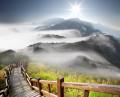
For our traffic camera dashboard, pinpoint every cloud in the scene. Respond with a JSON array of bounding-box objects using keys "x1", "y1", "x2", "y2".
[{"x1": 0, "y1": 24, "x2": 88, "y2": 50}]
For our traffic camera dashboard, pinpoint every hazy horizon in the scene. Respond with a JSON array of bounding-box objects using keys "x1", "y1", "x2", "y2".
[{"x1": 0, "y1": 0, "x2": 120, "y2": 29}]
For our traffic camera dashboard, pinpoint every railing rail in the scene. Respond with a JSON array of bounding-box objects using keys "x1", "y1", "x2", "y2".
[
  {"x1": 20, "y1": 64, "x2": 120, "y2": 97},
  {"x1": 0, "y1": 64, "x2": 12, "y2": 97}
]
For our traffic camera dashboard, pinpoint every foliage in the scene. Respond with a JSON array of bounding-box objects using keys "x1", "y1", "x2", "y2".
[
  {"x1": 0, "y1": 66, "x2": 8, "y2": 90},
  {"x1": 0, "y1": 64, "x2": 5, "y2": 70}
]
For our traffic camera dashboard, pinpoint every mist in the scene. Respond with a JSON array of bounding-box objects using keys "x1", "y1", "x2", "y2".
[
  {"x1": 0, "y1": 23, "x2": 120, "y2": 78},
  {"x1": 23, "y1": 49, "x2": 120, "y2": 78},
  {"x1": 0, "y1": 24, "x2": 89, "y2": 50}
]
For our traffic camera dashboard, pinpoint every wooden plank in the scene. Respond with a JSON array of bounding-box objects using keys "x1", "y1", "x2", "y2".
[
  {"x1": 27, "y1": 78, "x2": 31, "y2": 86},
  {"x1": 11, "y1": 85, "x2": 31, "y2": 92},
  {"x1": 13, "y1": 90, "x2": 39, "y2": 97},
  {"x1": 22, "y1": 67, "x2": 26, "y2": 72},
  {"x1": 0, "y1": 90, "x2": 5, "y2": 97},
  {"x1": 31, "y1": 79, "x2": 37, "y2": 83},
  {"x1": 40, "y1": 80, "x2": 57, "y2": 85},
  {"x1": 32, "y1": 86, "x2": 39, "y2": 91},
  {"x1": 62, "y1": 82, "x2": 120, "y2": 95},
  {"x1": 41, "y1": 90, "x2": 57, "y2": 97}
]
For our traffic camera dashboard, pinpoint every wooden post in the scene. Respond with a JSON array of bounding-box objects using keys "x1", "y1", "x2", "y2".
[
  {"x1": 25, "y1": 73, "x2": 27, "y2": 80},
  {"x1": 8, "y1": 65, "x2": 10, "y2": 75},
  {"x1": 21, "y1": 66, "x2": 22, "y2": 74},
  {"x1": 57, "y1": 77, "x2": 64, "y2": 97},
  {"x1": 84, "y1": 90, "x2": 89, "y2": 97},
  {"x1": 11, "y1": 64, "x2": 12, "y2": 70},
  {"x1": 37, "y1": 78, "x2": 43, "y2": 96},
  {"x1": 5, "y1": 85, "x2": 9, "y2": 95},
  {"x1": 30, "y1": 77, "x2": 33, "y2": 89},
  {"x1": 6, "y1": 70, "x2": 9, "y2": 78},
  {"x1": 48, "y1": 84, "x2": 51, "y2": 93},
  {"x1": 4, "y1": 69, "x2": 7, "y2": 79},
  {"x1": 9, "y1": 64, "x2": 12, "y2": 76},
  {"x1": 35, "y1": 79, "x2": 37, "y2": 87},
  {"x1": 8, "y1": 67, "x2": 10, "y2": 77},
  {"x1": 2, "y1": 91, "x2": 5, "y2": 97}
]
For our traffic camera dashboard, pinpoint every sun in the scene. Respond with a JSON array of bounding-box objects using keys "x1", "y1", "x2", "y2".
[
  {"x1": 68, "y1": 0, "x2": 84, "y2": 16},
  {"x1": 71, "y1": 3, "x2": 81, "y2": 14}
]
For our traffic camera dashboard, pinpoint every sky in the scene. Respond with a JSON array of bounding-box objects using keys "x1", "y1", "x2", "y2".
[{"x1": 0, "y1": 0, "x2": 120, "y2": 30}]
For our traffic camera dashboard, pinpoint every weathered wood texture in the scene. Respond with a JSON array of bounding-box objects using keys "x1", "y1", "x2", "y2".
[{"x1": 9, "y1": 67, "x2": 41, "y2": 97}]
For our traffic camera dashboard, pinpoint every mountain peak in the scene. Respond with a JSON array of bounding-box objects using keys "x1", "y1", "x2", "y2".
[
  {"x1": 67, "y1": 18, "x2": 81, "y2": 22},
  {"x1": 42, "y1": 18, "x2": 65, "y2": 25}
]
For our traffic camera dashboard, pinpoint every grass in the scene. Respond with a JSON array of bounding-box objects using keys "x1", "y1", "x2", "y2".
[
  {"x1": 26, "y1": 62, "x2": 120, "y2": 97},
  {"x1": 0, "y1": 65, "x2": 8, "y2": 90}
]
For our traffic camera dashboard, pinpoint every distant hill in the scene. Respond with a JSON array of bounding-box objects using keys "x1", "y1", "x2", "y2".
[
  {"x1": 0, "y1": 50, "x2": 15, "y2": 67},
  {"x1": 35, "y1": 18, "x2": 102, "y2": 37},
  {"x1": 116, "y1": 37, "x2": 120, "y2": 43},
  {"x1": 62, "y1": 34, "x2": 120, "y2": 69},
  {"x1": 40, "y1": 34, "x2": 65, "y2": 39},
  {"x1": 27, "y1": 34, "x2": 120, "y2": 70},
  {"x1": 41, "y1": 18, "x2": 65, "y2": 25},
  {"x1": 92, "y1": 23, "x2": 120, "y2": 38},
  {"x1": 0, "y1": 50, "x2": 29, "y2": 69}
]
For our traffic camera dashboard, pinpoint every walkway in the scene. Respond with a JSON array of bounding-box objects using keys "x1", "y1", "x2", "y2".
[{"x1": 9, "y1": 67, "x2": 41, "y2": 97}]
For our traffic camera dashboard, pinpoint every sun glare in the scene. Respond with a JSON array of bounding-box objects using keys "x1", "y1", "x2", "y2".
[
  {"x1": 68, "y1": 0, "x2": 84, "y2": 16},
  {"x1": 71, "y1": 4, "x2": 81, "y2": 14}
]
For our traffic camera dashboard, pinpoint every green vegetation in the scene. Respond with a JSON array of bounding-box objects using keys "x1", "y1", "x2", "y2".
[
  {"x1": 26, "y1": 62, "x2": 120, "y2": 97},
  {"x1": 0, "y1": 66, "x2": 8, "y2": 90},
  {"x1": 0, "y1": 64, "x2": 5, "y2": 70}
]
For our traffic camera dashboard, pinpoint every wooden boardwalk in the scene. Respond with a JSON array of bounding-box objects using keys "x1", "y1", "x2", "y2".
[{"x1": 9, "y1": 67, "x2": 41, "y2": 97}]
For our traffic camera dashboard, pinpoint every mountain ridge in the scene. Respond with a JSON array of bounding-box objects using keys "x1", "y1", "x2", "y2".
[
  {"x1": 35, "y1": 18, "x2": 102, "y2": 37},
  {"x1": 27, "y1": 34, "x2": 120, "y2": 69}
]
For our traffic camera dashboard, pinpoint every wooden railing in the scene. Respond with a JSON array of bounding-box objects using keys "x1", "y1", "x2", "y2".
[
  {"x1": 0, "y1": 64, "x2": 12, "y2": 97},
  {"x1": 21, "y1": 65, "x2": 120, "y2": 97}
]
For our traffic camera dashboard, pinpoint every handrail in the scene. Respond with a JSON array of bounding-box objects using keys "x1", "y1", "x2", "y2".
[
  {"x1": 41, "y1": 90, "x2": 57, "y2": 97},
  {"x1": 0, "y1": 64, "x2": 12, "y2": 97},
  {"x1": 62, "y1": 82, "x2": 120, "y2": 95},
  {"x1": 20, "y1": 64, "x2": 120, "y2": 97},
  {"x1": 40, "y1": 80, "x2": 57, "y2": 85}
]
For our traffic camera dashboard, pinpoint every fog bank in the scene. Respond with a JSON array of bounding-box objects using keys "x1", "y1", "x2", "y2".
[{"x1": 0, "y1": 24, "x2": 88, "y2": 50}]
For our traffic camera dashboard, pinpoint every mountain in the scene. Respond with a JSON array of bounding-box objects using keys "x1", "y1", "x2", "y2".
[
  {"x1": 92, "y1": 23, "x2": 120, "y2": 38},
  {"x1": 41, "y1": 18, "x2": 65, "y2": 25},
  {"x1": 35, "y1": 18, "x2": 102, "y2": 37},
  {"x1": 62, "y1": 34, "x2": 120, "y2": 69},
  {"x1": 27, "y1": 34, "x2": 120, "y2": 70},
  {"x1": 35, "y1": 25, "x2": 52, "y2": 31},
  {"x1": 40, "y1": 34, "x2": 65, "y2": 39},
  {"x1": 116, "y1": 37, "x2": 120, "y2": 43},
  {"x1": 0, "y1": 50, "x2": 15, "y2": 66}
]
